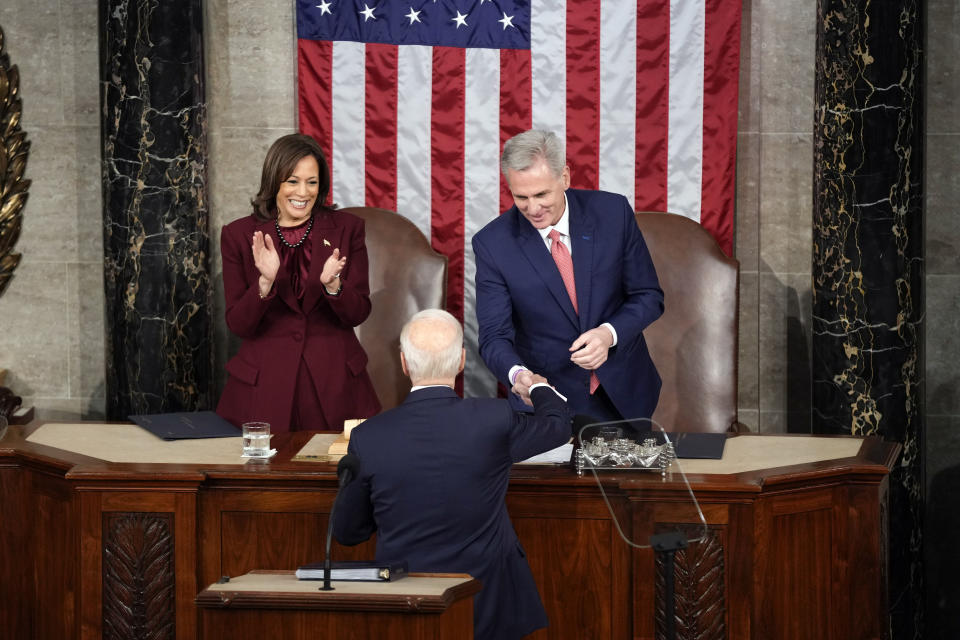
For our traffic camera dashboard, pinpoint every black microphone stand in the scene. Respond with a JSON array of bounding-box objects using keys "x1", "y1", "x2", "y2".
[
  {"x1": 320, "y1": 495, "x2": 340, "y2": 591},
  {"x1": 650, "y1": 531, "x2": 688, "y2": 640},
  {"x1": 321, "y1": 455, "x2": 358, "y2": 591}
]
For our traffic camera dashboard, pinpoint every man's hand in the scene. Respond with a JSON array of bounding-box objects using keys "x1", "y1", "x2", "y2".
[
  {"x1": 569, "y1": 326, "x2": 614, "y2": 370},
  {"x1": 528, "y1": 373, "x2": 548, "y2": 387},
  {"x1": 511, "y1": 369, "x2": 536, "y2": 407}
]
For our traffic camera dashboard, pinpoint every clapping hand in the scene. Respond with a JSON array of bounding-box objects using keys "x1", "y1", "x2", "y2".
[
  {"x1": 321, "y1": 248, "x2": 347, "y2": 290},
  {"x1": 252, "y1": 231, "x2": 280, "y2": 297}
]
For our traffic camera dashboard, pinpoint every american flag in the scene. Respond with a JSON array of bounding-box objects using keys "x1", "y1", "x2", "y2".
[{"x1": 296, "y1": 0, "x2": 742, "y2": 397}]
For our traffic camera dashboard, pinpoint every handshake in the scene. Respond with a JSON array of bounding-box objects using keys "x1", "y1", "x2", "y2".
[{"x1": 511, "y1": 370, "x2": 552, "y2": 407}]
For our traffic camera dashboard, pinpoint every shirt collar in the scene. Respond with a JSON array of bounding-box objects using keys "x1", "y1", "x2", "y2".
[
  {"x1": 537, "y1": 191, "x2": 571, "y2": 243},
  {"x1": 410, "y1": 384, "x2": 454, "y2": 392}
]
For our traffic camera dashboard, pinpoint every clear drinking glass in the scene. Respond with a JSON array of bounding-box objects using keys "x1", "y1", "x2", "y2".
[{"x1": 241, "y1": 422, "x2": 271, "y2": 457}]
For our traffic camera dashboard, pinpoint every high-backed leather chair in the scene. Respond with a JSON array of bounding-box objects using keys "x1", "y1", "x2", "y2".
[
  {"x1": 635, "y1": 212, "x2": 740, "y2": 433},
  {"x1": 343, "y1": 207, "x2": 448, "y2": 411}
]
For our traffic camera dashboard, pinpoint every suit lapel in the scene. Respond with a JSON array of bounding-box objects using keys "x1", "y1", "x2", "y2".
[
  {"x1": 302, "y1": 212, "x2": 341, "y2": 314},
  {"x1": 568, "y1": 192, "x2": 595, "y2": 332},
  {"x1": 514, "y1": 210, "x2": 580, "y2": 329}
]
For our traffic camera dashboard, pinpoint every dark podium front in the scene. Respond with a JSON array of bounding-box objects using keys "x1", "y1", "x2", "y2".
[
  {"x1": 0, "y1": 423, "x2": 897, "y2": 640},
  {"x1": 196, "y1": 571, "x2": 479, "y2": 640}
]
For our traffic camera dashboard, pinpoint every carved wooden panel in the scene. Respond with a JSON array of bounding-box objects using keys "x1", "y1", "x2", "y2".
[
  {"x1": 102, "y1": 512, "x2": 175, "y2": 640},
  {"x1": 655, "y1": 525, "x2": 726, "y2": 640}
]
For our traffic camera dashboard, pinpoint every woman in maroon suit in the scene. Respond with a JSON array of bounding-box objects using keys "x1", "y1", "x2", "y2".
[{"x1": 216, "y1": 134, "x2": 381, "y2": 432}]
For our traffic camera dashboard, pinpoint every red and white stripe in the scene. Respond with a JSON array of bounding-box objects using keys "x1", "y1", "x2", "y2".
[{"x1": 297, "y1": 0, "x2": 742, "y2": 397}]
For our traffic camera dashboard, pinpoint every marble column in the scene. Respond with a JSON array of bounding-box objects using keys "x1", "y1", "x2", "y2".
[
  {"x1": 812, "y1": 1, "x2": 923, "y2": 638},
  {"x1": 99, "y1": 0, "x2": 212, "y2": 417}
]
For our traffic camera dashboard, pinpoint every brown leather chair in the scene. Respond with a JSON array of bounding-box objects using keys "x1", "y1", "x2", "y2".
[
  {"x1": 635, "y1": 212, "x2": 741, "y2": 433},
  {"x1": 343, "y1": 207, "x2": 448, "y2": 411}
]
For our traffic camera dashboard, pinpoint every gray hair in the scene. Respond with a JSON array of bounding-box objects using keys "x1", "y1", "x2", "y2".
[
  {"x1": 400, "y1": 309, "x2": 464, "y2": 381},
  {"x1": 500, "y1": 129, "x2": 565, "y2": 180}
]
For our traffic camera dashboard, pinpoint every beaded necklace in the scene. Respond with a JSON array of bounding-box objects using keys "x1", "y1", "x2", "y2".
[{"x1": 275, "y1": 214, "x2": 314, "y2": 249}]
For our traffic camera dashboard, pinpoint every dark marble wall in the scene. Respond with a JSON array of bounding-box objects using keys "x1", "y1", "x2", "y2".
[
  {"x1": 99, "y1": 0, "x2": 212, "y2": 417},
  {"x1": 812, "y1": 1, "x2": 923, "y2": 637},
  {"x1": 923, "y1": 0, "x2": 960, "y2": 637}
]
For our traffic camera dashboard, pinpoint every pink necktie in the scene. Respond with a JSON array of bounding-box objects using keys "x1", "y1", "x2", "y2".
[{"x1": 549, "y1": 230, "x2": 600, "y2": 394}]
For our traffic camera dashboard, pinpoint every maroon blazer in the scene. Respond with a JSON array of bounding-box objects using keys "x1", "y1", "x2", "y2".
[{"x1": 216, "y1": 210, "x2": 381, "y2": 432}]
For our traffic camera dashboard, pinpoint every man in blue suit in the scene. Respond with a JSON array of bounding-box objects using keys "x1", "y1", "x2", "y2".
[
  {"x1": 333, "y1": 309, "x2": 571, "y2": 640},
  {"x1": 473, "y1": 129, "x2": 664, "y2": 421}
]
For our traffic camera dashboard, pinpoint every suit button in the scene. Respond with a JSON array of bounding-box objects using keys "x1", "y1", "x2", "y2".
[{"x1": 293, "y1": 332, "x2": 303, "y2": 342}]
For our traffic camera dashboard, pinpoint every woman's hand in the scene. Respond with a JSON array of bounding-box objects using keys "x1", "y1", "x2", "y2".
[
  {"x1": 321, "y1": 247, "x2": 347, "y2": 289},
  {"x1": 252, "y1": 231, "x2": 280, "y2": 297}
]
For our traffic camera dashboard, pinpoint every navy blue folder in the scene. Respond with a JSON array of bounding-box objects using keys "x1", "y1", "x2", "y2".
[
  {"x1": 129, "y1": 411, "x2": 240, "y2": 440},
  {"x1": 667, "y1": 432, "x2": 728, "y2": 459}
]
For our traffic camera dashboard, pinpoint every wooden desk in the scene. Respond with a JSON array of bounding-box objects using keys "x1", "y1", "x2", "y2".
[
  {"x1": 196, "y1": 571, "x2": 479, "y2": 639},
  {"x1": 0, "y1": 424, "x2": 898, "y2": 640}
]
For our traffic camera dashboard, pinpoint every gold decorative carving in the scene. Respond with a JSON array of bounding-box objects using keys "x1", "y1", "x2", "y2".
[{"x1": 0, "y1": 25, "x2": 30, "y2": 298}]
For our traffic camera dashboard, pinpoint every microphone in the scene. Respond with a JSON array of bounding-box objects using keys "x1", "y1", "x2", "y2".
[
  {"x1": 321, "y1": 454, "x2": 360, "y2": 591},
  {"x1": 336, "y1": 453, "x2": 360, "y2": 487}
]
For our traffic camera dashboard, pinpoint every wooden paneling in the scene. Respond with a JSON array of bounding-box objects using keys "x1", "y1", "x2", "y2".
[
  {"x1": 724, "y1": 503, "x2": 756, "y2": 639},
  {"x1": 78, "y1": 490, "x2": 103, "y2": 640},
  {"x1": 844, "y1": 482, "x2": 888, "y2": 640},
  {"x1": 754, "y1": 488, "x2": 856, "y2": 640},
  {"x1": 0, "y1": 467, "x2": 31, "y2": 638},
  {"x1": 102, "y1": 512, "x2": 176, "y2": 640},
  {"x1": 199, "y1": 489, "x2": 378, "y2": 587},
  {"x1": 514, "y1": 517, "x2": 625, "y2": 639},
  {"x1": 0, "y1": 428, "x2": 897, "y2": 640},
  {"x1": 770, "y1": 507, "x2": 834, "y2": 639},
  {"x1": 32, "y1": 473, "x2": 78, "y2": 640},
  {"x1": 200, "y1": 601, "x2": 474, "y2": 640},
  {"x1": 631, "y1": 501, "x2": 734, "y2": 640},
  {"x1": 78, "y1": 488, "x2": 200, "y2": 640}
]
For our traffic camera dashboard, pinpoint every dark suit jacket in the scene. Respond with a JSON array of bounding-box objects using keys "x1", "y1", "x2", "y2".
[
  {"x1": 216, "y1": 210, "x2": 380, "y2": 431},
  {"x1": 472, "y1": 188, "x2": 664, "y2": 419},
  {"x1": 333, "y1": 385, "x2": 571, "y2": 640}
]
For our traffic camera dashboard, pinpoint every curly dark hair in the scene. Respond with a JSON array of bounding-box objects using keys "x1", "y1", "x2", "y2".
[{"x1": 251, "y1": 133, "x2": 332, "y2": 221}]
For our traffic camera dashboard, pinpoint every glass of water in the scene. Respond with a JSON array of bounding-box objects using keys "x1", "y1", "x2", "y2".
[{"x1": 241, "y1": 422, "x2": 271, "y2": 457}]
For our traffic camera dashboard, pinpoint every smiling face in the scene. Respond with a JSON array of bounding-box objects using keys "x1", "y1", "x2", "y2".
[
  {"x1": 275, "y1": 155, "x2": 320, "y2": 226},
  {"x1": 505, "y1": 157, "x2": 571, "y2": 229}
]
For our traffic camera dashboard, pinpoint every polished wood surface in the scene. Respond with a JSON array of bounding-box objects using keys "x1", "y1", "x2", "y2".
[
  {"x1": 0, "y1": 425, "x2": 898, "y2": 640},
  {"x1": 196, "y1": 571, "x2": 479, "y2": 640},
  {"x1": 196, "y1": 570, "x2": 480, "y2": 611}
]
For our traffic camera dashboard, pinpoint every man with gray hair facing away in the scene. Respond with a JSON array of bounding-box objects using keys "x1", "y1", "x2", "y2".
[
  {"x1": 473, "y1": 128, "x2": 664, "y2": 421},
  {"x1": 333, "y1": 308, "x2": 571, "y2": 640}
]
